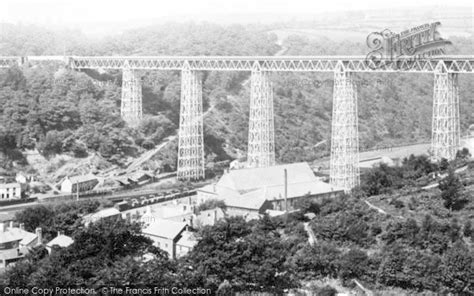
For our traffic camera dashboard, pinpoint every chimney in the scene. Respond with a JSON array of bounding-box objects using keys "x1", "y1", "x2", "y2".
[
  {"x1": 9, "y1": 221, "x2": 14, "y2": 228},
  {"x1": 57, "y1": 231, "x2": 62, "y2": 237},
  {"x1": 35, "y1": 228, "x2": 42, "y2": 246},
  {"x1": 0, "y1": 223, "x2": 5, "y2": 233},
  {"x1": 19, "y1": 223, "x2": 24, "y2": 230}
]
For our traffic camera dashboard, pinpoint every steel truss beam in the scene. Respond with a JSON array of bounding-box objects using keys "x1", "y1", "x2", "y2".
[
  {"x1": 2, "y1": 56, "x2": 471, "y2": 73},
  {"x1": 121, "y1": 67, "x2": 143, "y2": 127},
  {"x1": 330, "y1": 62, "x2": 360, "y2": 192},
  {"x1": 431, "y1": 61, "x2": 460, "y2": 161},
  {"x1": 247, "y1": 65, "x2": 276, "y2": 168},
  {"x1": 177, "y1": 65, "x2": 205, "y2": 181}
]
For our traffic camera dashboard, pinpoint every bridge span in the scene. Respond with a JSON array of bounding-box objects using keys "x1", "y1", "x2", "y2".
[
  {"x1": 1, "y1": 55, "x2": 474, "y2": 73},
  {"x1": 1, "y1": 55, "x2": 473, "y2": 192}
]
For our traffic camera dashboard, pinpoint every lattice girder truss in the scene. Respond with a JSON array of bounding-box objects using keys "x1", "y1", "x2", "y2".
[
  {"x1": 177, "y1": 66, "x2": 205, "y2": 181},
  {"x1": 431, "y1": 61, "x2": 461, "y2": 161},
  {"x1": 330, "y1": 63, "x2": 360, "y2": 192},
  {"x1": 247, "y1": 65, "x2": 276, "y2": 168},
  {"x1": 0, "y1": 56, "x2": 460, "y2": 73}
]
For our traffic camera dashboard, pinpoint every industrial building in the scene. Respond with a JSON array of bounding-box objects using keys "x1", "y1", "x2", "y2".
[{"x1": 196, "y1": 162, "x2": 344, "y2": 218}]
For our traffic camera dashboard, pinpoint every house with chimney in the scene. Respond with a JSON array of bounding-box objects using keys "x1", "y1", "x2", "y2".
[
  {"x1": 45, "y1": 232, "x2": 74, "y2": 254},
  {"x1": 0, "y1": 222, "x2": 42, "y2": 269}
]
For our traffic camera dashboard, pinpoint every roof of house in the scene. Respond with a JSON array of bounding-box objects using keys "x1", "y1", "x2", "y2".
[
  {"x1": 115, "y1": 177, "x2": 130, "y2": 185},
  {"x1": 224, "y1": 188, "x2": 268, "y2": 210},
  {"x1": 83, "y1": 208, "x2": 121, "y2": 223},
  {"x1": 65, "y1": 174, "x2": 98, "y2": 184},
  {"x1": 46, "y1": 234, "x2": 74, "y2": 249},
  {"x1": 0, "y1": 226, "x2": 37, "y2": 245},
  {"x1": 142, "y1": 218, "x2": 187, "y2": 240},
  {"x1": 128, "y1": 171, "x2": 152, "y2": 182}
]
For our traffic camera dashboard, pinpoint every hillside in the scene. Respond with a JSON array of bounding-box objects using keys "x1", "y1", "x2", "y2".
[{"x1": 0, "y1": 22, "x2": 473, "y2": 177}]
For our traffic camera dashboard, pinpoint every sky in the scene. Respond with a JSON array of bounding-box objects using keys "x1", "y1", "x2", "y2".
[{"x1": 1, "y1": 0, "x2": 472, "y2": 35}]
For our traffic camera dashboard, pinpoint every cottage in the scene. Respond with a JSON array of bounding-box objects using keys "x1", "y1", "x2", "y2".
[
  {"x1": 142, "y1": 218, "x2": 188, "y2": 259},
  {"x1": 45, "y1": 232, "x2": 74, "y2": 254},
  {"x1": 61, "y1": 174, "x2": 99, "y2": 193}
]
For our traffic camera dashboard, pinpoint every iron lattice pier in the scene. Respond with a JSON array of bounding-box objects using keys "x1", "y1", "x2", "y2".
[
  {"x1": 431, "y1": 61, "x2": 461, "y2": 161},
  {"x1": 329, "y1": 62, "x2": 360, "y2": 191},
  {"x1": 177, "y1": 66, "x2": 205, "y2": 181},
  {"x1": 121, "y1": 67, "x2": 143, "y2": 127},
  {"x1": 247, "y1": 65, "x2": 276, "y2": 168}
]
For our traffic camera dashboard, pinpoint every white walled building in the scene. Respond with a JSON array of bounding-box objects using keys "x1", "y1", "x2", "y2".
[
  {"x1": 61, "y1": 175, "x2": 99, "y2": 193},
  {"x1": 142, "y1": 218, "x2": 188, "y2": 259},
  {"x1": 0, "y1": 183, "x2": 22, "y2": 200},
  {"x1": 0, "y1": 222, "x2": 41, "y2": 269}
]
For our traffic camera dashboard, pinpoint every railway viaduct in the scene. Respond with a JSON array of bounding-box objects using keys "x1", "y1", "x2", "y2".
[{"x1": 1, "y1": 55, "x2": 473, "y2": 191}]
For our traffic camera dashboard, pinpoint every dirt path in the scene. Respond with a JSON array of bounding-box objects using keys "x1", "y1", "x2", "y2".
[
  {"x1": 364, "y1": 200, "x2": 387, "y2": 215},
  {"x1": 303, "y1": 222, "x2": 317, "y2": 246},
  {"x1": 126, "y1": 135, "x2": 177, "y2": 173}
]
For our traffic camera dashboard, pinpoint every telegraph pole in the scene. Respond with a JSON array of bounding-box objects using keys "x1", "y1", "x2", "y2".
[{"x1": 284, "y1": 168, "x2": 288, "y2": 224}]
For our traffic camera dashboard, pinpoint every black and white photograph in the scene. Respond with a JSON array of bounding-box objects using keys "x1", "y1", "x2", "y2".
[{"x1": 0, "y1": 0, "x2": 473, "y2": 295}]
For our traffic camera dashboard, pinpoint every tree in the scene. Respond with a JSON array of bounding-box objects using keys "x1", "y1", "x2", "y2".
[
  {"x1": 196, "y1": 199, "x2": 226, "y2": 213},
  {"x1": 439, "y1": 158, "x2": 449, "y2": 171},
  {"x1": 439, "y1": 169, "x2": 464, "y2": 211},
  {"x1": 181, "y1": 217, "x2": 296, "y2": 293},
  {"x1": 440, "y1": 241, "x2": 473, "y2": 294},
  {"x1": 463, "y1": 220, "x2": 472, "y2": 238},
  {"x1": 456, "y1": 148, "x2": 471, "y2": 160}
]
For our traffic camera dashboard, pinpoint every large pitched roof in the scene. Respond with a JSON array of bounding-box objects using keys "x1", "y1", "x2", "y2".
[
  {"x1": 142, "y1": 218, "x2": 187, "y2": 240},
  {"x1": 224, "y1": 188, "x2": 268, "y2": 210},
  {"x1": 67, "y1": 174, "x2": 98, "y2": 184},
  {"x1": 214, "y1": 162, "x2": 343, "y2": 202},
  {"x1": 218, "y1": 162, "x2": 319, "y2": 193}
]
